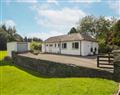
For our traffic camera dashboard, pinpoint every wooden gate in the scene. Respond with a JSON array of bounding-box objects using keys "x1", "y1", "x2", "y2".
[{"x1": 97, "y1": 53, "x2": 114, "y2": 67}]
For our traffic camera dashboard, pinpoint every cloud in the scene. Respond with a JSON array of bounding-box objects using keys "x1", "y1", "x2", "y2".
[
  {"x1": 4, "y1": 0, "x2": 38, "y2": 4},
  {"x1": 3, "y1": 19, "x2": 16, "y2": 28},
  {"x1": 47, "y1": 0, "x2": 58, "y2": 5},
  {"x1": 16, "y1": 0, "x2": 38, "y2": 3},
  {"x1": 108, "y1": 0, "x2": 120, "y2": 16},
  {"x1": 69, "y1": 0, "x2": 101, "y2": 3},
  {"x1": 34, "y1": 7, "x2": 86, "y2": 36}
]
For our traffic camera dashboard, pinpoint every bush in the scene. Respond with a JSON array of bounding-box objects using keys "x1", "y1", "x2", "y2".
[
  {"x1": 30, "y1": 42, "x2": 42, "y2": 55},
  {"x1": 4, "y1": 56, "x2": 13, "y2": 63},
  {"x1": 113, "y1": 45, "x2": 120, "y2": 50},
  {"x1": 99, "y1": 43, "x2": 112, "y2": 53},
  {"x1": 30, "y1": 42, "x2": 42, "y2": 51}
]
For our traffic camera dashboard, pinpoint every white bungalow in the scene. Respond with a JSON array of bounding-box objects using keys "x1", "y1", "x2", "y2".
[{"x1": 42, "y1": 33, "x2": 98, "y2": 56}]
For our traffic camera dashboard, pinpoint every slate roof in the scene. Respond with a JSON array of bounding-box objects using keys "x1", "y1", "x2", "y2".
[{"x1": 44, "y1": 33, "x2": 97, "y2": 43}]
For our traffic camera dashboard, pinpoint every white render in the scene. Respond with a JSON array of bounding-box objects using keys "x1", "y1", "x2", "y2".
[
  {"x1": 7, "y1": 42, "x2": 30, "y2": 57},
  {"x1": 42, "y1": 41, "x2": 98, "y2": 56},
  {"x1": 81, "y1": 41, "x2": 98, "y2": 56}
]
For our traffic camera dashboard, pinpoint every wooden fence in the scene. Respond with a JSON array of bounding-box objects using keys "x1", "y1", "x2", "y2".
[{"x1": 97, "y1": 53, "x2": 114, "y2": 67}]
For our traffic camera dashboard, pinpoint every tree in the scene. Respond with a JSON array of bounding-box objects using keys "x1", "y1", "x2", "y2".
[
  {"x1": 113, "y1": 20, "x2": 120, "y2": 46},
  {"x1": 68, "y1": 27, "x2": 78, "y2": 34},
  {"x1": 0, "y1": 24, "x2": 23, "y2": 50},
  {"x1": 77, "y1": 16, "x2": 97, "y2": 37},
  {"x1": 76, "y1": 16, "x2": 119, "y2": 53},
  {"x1": 24, "y1": 36, "x2": 28, "y2": 42},
  {"x1": 0, "y1": 28, "x2": 8, "y2": 50}
]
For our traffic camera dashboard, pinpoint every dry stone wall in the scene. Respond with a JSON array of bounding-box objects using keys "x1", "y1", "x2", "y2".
[{"x1": 113, "y1": 50, "x2": 120, "y2": 82}]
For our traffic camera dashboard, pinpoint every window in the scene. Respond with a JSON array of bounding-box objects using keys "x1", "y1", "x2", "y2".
[
  {"x1": 58, "y1": 44, "x2": 60, "y2": 47},
  {"x1": 90, "y1": 47, "x2": 93, "y2": 52},
  {"x1": 49, "y1": 44, "x2": 53, "y2": 47},
  {"x1": 55, "y1": 43, "x2": 56, "y2": 47},
  {"x1": 72, "y1": 42, "x2": 79, "y2": 49},
  {"x1": 62, "y1": 43, "x2": 67, "y2": 49},
  {"x1": 94, "y1": 47, "x2": 97, "y2": 52}
]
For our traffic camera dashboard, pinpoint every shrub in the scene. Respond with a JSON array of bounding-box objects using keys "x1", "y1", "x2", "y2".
[
  {"x1": 4, "y1": 56, "x2": 13, "y2": 63},
  {"x1": 30, "y1": 42, "x2": 42, "y2": 51},
  {"x1": 99, "y1": 43, "x2": 112, "y2": 53}
]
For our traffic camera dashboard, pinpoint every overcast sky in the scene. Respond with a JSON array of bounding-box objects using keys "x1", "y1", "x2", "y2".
[{"x1": 1, "y1": 0, "x2": 120, "y2": 40}]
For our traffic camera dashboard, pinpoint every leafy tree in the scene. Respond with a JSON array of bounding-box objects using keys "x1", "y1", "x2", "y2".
[
  {"x1": 76, "y1": 16, "x2": 119, "y2": 53},
  {"x1": 24, "y1": 36, "x2": 28, "y2": 42},
  {"x1": 68, "y1": 27, "x2": 78, "y2": 34},
  {"x1": 0, "y1": 24, "x2": 23, "y2": 50},
  {"x1": 77, "y1": 16, "x2": 97, "y2": 37},
  {"x1": 33, "y1": 37, "x2": 43, "y2": 42},
  {"x1": 113, "y1": 20, "x2": 120, "y2": 46}
]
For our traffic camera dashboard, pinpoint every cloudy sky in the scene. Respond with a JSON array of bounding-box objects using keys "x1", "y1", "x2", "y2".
[{"x1": 1, "y1": 0, "x2": 120, "y2": 40}]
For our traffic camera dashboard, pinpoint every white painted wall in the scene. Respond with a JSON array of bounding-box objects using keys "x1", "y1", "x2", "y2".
[
  {"x1": 61, "y1": 41, "x2": 81, "y2": 55},
  {"x1": 7, "y1": 42, "x2": 17, "y2": 57},
  {"x1": 42, "y1": 41, "x2": 98, "y2": 56},
  {"x1": 81, "y1": 41, "x2": 98, "y2": 56},
  {"x1": 45, "y1": 43, "x2": 60, "y2": 53},
  {"x1": 7, "y1": 42, "x2": 30, "y2": 57},
  {"x1": 42, "y1": 43, "x2": 46, "y2": 53},
  {"x1": 17, "y1": 42, "x2": 28, "y2": 52}
]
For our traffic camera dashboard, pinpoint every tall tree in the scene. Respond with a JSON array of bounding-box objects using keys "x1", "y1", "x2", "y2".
[
  {"x1": 113, "y1": 20, "x2": 120, "y2": 46},
  {"x1": 68, "y1": 27, "x2": 78, "y2": 34},
  {"x1": 0, "y1": 24, "x2": 23, "y2": 50},
  {"x1": 76, "y1": 16, "x2": 119, "y2": 53},
  {"x1": 77, "y1": 16, "x2": 97, "y2": 37},
  {"x1": 24, "y1": 36, "x2": 28, "y2": 42}
]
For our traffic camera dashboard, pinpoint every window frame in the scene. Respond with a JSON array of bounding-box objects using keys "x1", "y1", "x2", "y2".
[
  {"x1": 62, "y1": 43, "x2": 67, "y2": 49},
  {"x1": 55, "y1": 43, "x2": 56, "y2": 47},
  {"x1": 72, "y1": 42, "x2": 79, "y2": 49},
  {"x1": 49, "y1": 44, "x2": 53, "y2": 47}
]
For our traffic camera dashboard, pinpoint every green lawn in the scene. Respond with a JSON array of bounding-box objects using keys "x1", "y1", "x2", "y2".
[
  {"x1": 0, "y1": 61, "x2": 118, "y2": 95},
  {"x1": 0, "y1": 51, "x2": 7, "y2": 60}
]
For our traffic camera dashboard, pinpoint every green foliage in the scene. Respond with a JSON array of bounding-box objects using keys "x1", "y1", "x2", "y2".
[
  {"x1": 68, "y1": 27, "x2": 78, "y2": 34},
  {"x1": 0, "y1": 24, "x2": 23, "y2": 50},
  {"x1": 77, "y1": 15, "x2": 97, "y2": 36},
  {"x1": 76, "y1": 16, "x2": 119, "y2": 53},
  {"x1": 98, "y1": 43, "x2": 112, "y2": 53},
  {"x1": 30, "y1": 41, "x2": 42, "y2": 54},
  {"x1": 113, "y1": 20, "x2": 120, "y2": 46},
  {"x1": 4, "y1": 56, "x2": 13, "y2": 63},
  {"x1": 24, "y1": 36, "x2": 43, "y2": 42}
]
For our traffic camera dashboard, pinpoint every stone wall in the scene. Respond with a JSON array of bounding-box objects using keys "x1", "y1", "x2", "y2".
[
  {"x1": 12, "y1": 52, "x2": 113, "y2": 79},
  {"x1": 113, "y1": 50, "x2": 120, "y2": 82}
]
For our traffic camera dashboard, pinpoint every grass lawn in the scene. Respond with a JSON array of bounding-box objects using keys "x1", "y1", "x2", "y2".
[
  {"x1": 0, "y1": 61, "x2": 118, "y2": 95},
  {"x1": 0, "y1": 51, "x2": 7, "y2": 60}
]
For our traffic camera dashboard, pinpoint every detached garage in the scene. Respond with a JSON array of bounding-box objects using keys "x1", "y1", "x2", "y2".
[{"x1": 7, "y1": 42, "x2": 30, "y2": 57}]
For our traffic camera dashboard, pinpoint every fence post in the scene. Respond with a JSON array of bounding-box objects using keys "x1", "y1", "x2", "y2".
[
  {"x1": 108, "y1": 53, "x2": 110, "y2": 64},
  {"x1": 97, "y1": 55, "x2": 99, "y2": 67}
]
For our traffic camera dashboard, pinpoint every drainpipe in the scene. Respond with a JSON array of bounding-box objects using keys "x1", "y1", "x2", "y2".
[
  {"x1": 44, "y1": 42, "x2": 46, "y2": 53},
  {"x1": 59, "y1": 41, "x2": 61, "y2": 54}
]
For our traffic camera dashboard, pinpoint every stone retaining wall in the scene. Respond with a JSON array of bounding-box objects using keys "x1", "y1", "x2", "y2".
[
  {"x1": 113, "y1": 50, "x2": 120, "y2": 82},
  {"x1": 12, "y1": 52, "x2": 113, "y2": 79}
]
